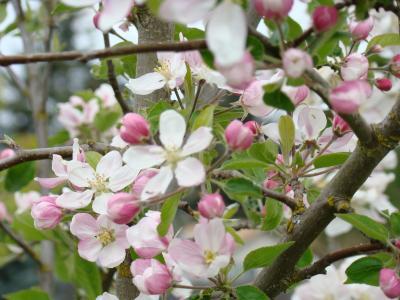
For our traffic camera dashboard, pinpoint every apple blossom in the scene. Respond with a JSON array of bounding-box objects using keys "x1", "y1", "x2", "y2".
[
  {"x1": 56, "y1": 151, "x2": 139, "y2": 214},
  {"x1": 159, "y1": 0, "x2": 216, "y2": 24},
  {"x1": 283, "y1": 49, "x2": 313, "y2": 78},
  {"x1": 216, "y1": 51, "x2": 255, "y2": 90},
  {"x1": 31, "y1": 196, "x2": 63, "y2": 230},
  {"x1": 349, "y1": 17, "x2": 374, "y2": 41},
  {"x1": 369, "y1": 44, "x2": 383, "y2": 54},
  {"x1": 380, "y1": 269, "x2": 400, "y2": 298},
  {"x1": 329, "y1": 80, "x2": 372, "y2": 114},
  {"x1": 0, "y1": 202, "x2": 11, "y2": 222},
  {"x1": 168, "y1": 218, "x2": 235, "y2": 278},
  {"x1": 70, "y1": 213, "x2": 129, "y2": 268},
  {"x1": 340, "y1": 53, "x2": 369, "y2": 81},
  {"x1": 283, "y1": 85, "x2": 310, "y2": 105},
  {"x1": 107, "y1": 193, "x2": 140, "y2": 224},
  {"x1": 14, "y1": 191, "x2": 40, "y2": 214},
  {"x1": 126, "y1": 52, "x2": 186, "y2": 95},
  {"x1": 376, "y1": 78, "x2": 393, "y2": 92},
  {"x1": 253, "y1": 0, "x2": 294, "y2": 21},
  {"x1": 130, "y1": 258, "x2": 173, "y2": 295},
  {"x1": 240, "y1": 80, "x2": 273, "y2": 117},
  {"x1": 123, "y1": 110, "x2": 213, "y2": 200},
  {"x1": 61, "y1": 0, "x2": 134, "y2": 32},
  {"x1": 244, "y1": 120, "x2": 260, "y2": 136},
  {"x1": 132, "y1": 169, "x2": 159, "y2": 198},
  {"x1": 120, "y1": 113, "x2": 151, "y2": 145},
  {"x1": 390, "y1": 54, "x2": 400, "y2": 78},
  {"x1": 312, "y1": 6, "x2": 338, "y2": 32},
  {"x1": 332, "y1": 115, "x2": 351, "y2": 136},
  {"x1": 126, "y1": 211, "x2": 173, "y2": 259},
  {"x1": 225, "y1": 120, "x2": 254, "y2": 151},
  {"x1": 0, "y1": 149, "x2": 15, "y2": 160},
  {"x1": 95, "y1": 84, "x2": 117, "y2": 108},
  {"x1": 198, "y1": 193, "x2": 226, "y2": 219}
]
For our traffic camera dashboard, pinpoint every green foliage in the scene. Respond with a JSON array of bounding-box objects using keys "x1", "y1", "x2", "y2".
[
  {"x1": 94, "y1": 110, "x2": 121, "y2": 132},
  {"x1": 248, "y1": 140, "x2": 278, "y2": 164},
  {"x1": 247, "y1": 36, "x2": 265, "y2": 60},
  {"x1": 264, "y1": 89, "x2": 295, "y2": 112},
  {"x1": 313, "y1": 152, "x2": 350, "y2": 169},
  {"x1": 262, "y1": 199, "x2": 283, "y2": 231},
  {"x1": 297, "y1": 248, "x2": 314, "y2": 268},
  {"x1": 222, "y1": 178, "x2": 263, "y2": 199},
  {"x1": 5, "y1": 162, "x2": 36, "y2": 192},
  {"x1": 345, "y1": 257, "x2": 382, "y2": 286},
  {"x1": 48, "y1": 130, "x2": 70, "y2": 146},
  {"x1": 279, "y1": 115, "x2": 295, "y2": 163},
  {"x1": 243, "y1": 242, "x2": 294, "y2": 271},
  {"x1": 4, "y1": 288, "x2": 50, "y2": 300},
  {"x1": 85, "y1": 151, "x2": 103, "y2": 169},
  {"x1": 157, "y1": 194, "x2": 181, "y2": 236},
  {"x1": 236, "y1": 286, "x2": 270, "y2": 300},
  {"x1": 389, "y1": 212, "x2": 400, "y2": 236},
  {"x1": 192, "y1": 105, "x2": 216, "y2": 130},
  {"x1": 367, "y1": 33, "x2": 400, "y2": 51},
  {"x1": 223, "y1": 203, "x2": 240, "y2": 219}
]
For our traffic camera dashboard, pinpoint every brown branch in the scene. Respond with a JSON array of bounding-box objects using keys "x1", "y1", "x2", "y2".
[
  {"x1": 0, "y1": 221, "x2": 47, "y2": 270},
  {"x1": 294, "y1": 243, "x2": 388, "y2": 283},
  {"x1": 102, "y1": 33, "x2": 131, "y2": 114},
  {"x1": 0, "y1": 143, "x2": 113, "y2": 172},
  {"x1": 0, "y1": 40, "x2": 207, "y2": 66}
]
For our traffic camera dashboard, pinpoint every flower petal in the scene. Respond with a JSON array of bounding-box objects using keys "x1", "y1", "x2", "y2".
[
  {"x1": 92, "y1": 193, "x2": 113, "y2": 215},
  {"x1": 61, "y1": 0, "x2": 99, "y2": 7},
  {"x1": 52, "y1": 154, "x2": 67, "y2": 177},
  {"x1": 159, "y1": 0, "x2": 216, "y2": 24},
  {"x1": 96, "y1": 151, "x2": 122, "y2": 178},
  {"x1": 35, "y1": 177, "x2": 66, "y2": 189},
  {"x1": 168, "y1": 239, "x2": 206, "y2": 277},
  {"x1": 108, "y1": 165, "x2": 140, "y2": 192},
  {"x1": 68, "y1": 163, "x2": 95, "y2": 188},
  {"x1": 294, "y1": 106, "x2": 327, "y2": 141},
  {"x1": 180, "y1": 127, "x2": 213, "y2": 157},
  {"x1": 175, "y1": 157, "x2": 205, "y2": 187},
  {"x1": 98, "y1": 242, "x2": 126, "y2": 268},
  {"x1": 56, "y1": 190, "x2": 94, "y2": 210},
  {"x1": 97, "y1": 0, "x2": 134, "y2": 32},
  {"x1": 78, "y1": 238, "x2": 102, "y2": 262},
  {"x1": 126, "y1": 72, "x2": 166, "y2": 95},
  {"x1": 141, "y1": 166, "x2": 173, "y2": 200},
  {"x1": 123, "y1": 145, "x2": 166, "y2": 170},
  {"x1": 70, "y1": 213, "x2": 99, "y2": 239},
  {"x1": 159, "y1": 110, "x2": 186, "y2": 150},
  {"x1": 261, "y1": 123, "x2": 280, "y2": 144},
  {"x1": 206, "y1": 1, "x2": 247, "y2": 66},
  {"x1": 194, "y1": 218, "x2": 225, "y2": 252}
]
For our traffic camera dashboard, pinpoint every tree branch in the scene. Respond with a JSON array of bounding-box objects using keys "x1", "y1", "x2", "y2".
[{"x1": 0, "y1": 40, "x2": 207, "y2": 66}]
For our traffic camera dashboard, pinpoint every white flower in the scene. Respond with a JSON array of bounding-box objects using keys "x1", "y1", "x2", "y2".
[
  {"x1": 123, "y1": 110, "x2": 213, "y2": 200},
  {"x1": 126, "y1": 52, "x2": 186, "y2": 95},
  {"x1": 14, "y1": 191, "x2": 40, "y2": 214},
  {"x1": 56, "y1": 151, "x2": 139, "y2": 214}
]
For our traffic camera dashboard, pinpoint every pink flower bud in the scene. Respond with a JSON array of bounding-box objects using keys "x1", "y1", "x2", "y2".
[
  {"x1": 93, "y1": 12, "x2": 100, "y2": 30},
  {"x1": 380, "y1": 268, "x2": 400, "y2": 298},
  {"x1": 312, "y1": 6, "x2": 339, "y2": 32},
  {"x1": 131, "y1": 259, "x2": 173, "y2": 295},
  {"x1": 283, "y1": 48, "x2": 313, "y2": 78},
  {"x1": 263, "y1": 178, "x2": 280, "y2": 190},
  {"x1": 244, "y1": 120, "x2": 260, "y2": 136},
  {"x1": 332, "y1": 115, "x2": 351, "y2": 136},
  {"x1": 340, "y1": 53, "x2": 369, "y2": 81},
  {"x1": 253, "y1": 0, "x2": 294, "y2": 21},
  {"x1": 395, "y1": 240, "x2": 400, "y2": 249},
  {"x1": 225, "y1": 120, "x2": 254, "y2": 151},
  {"x1": 376, "y1": 78, "x2": 392, "y2": 92},
  {"x1": 217, "y1": 51, "x2": 255, "y2": 90},
  {"x1": 132, "y1": 169, "x2": 159, "y2": 198},
  {"x1": 198, "y1": 193, "x2": 226, "y2": 219},
  {"x1": 329, "y1": 80, "x2": 372, "y2": 114},
  {"x1": 31, "y1": 196, "x2": 62, "y2": 230},
  {"x1": 240, "y1": 81, "x2": 273, "y2": 117},
  {"x1": 390, "y1": 54, "x2": 400, "y2": 78},
  {"x1": 349, "y1": 17, "x2": 374, "y2": 41},
  {"x1": 120, "y1": 113, "x2": 150, "y2": 145},
  {"x1": 0, "y1": 202, "x2": 11, "y2": 222},
  {"x1": 284, "y1": 85, "x2": 310, "y2": 105},
  {"x1": 0, "y1": 149, "x2": 15, "y2": 160},
  {"x1": 369, "y1": 44, "x2": 383, "y2": 54},
  {"x1": 107, "y1": 193, "x2": 140, "y2": 224}
]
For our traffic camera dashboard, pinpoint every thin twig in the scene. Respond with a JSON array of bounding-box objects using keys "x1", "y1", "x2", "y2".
[{"x1": 188, "y1": 79, "x2": 205, "y2": 123}]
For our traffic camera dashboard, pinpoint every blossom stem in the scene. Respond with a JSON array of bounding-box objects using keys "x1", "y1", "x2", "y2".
[
  {"x1": 299, "y1": 136, "x2": 336, "y2": 175},
  {"x1": 173, "y1": 88, "x2": 184, "y2": 110},
  {"x1": 188, "y1": 79, "x2": 206, "y2": 124},
  {"x1": 173, "y1": 284, "x2": 211, "y2": 290}
]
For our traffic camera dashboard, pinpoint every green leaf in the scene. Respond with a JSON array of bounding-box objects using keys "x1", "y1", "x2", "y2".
[
  {"x1": 264, "y1": 89, "x2": 295, "y2": 112},
  {"x1": 4, "y1": 288, "x2": 50, "y2": 300},
  {"x1": 174, "y1": 24, "x2": 205, "y2": 40},
  {"x1": 286, "y1": 17, "x2": 303, "y2": 41},
  {"x1": 74, "y1": 253, "x2": 102, "y2": 299},
  {"x1": 223, "y1": 178, "x2": 262, "y2": 198},
  {"x1": 261, "y1": 199, "x2": 283, "y2": 231},
  {"x1": 85, "y1": 152, "x2": 102, "y2": 169},
  {"x1": 157, "y1": 194, "x2": 181, "y2": 236},
  {"x1": 367, "y1": 33, "x2": 400, "y2": 51},
  {"x1": 226, "y1": 226, "x2": 244, "y2": 245},
  {"x1": 94, "y1": 110, "x2": 120, "y2": 132},
  {"x1": 248, "y1": 140, "x2": 278, "y2": 164},
  {"x1": 222, "y1": 158, "x2": 268, "y2": 170},
  {"x1": 313, "y1": 152, "x2": 350, "y2": 169},
  {"x1": 247, "y1": 36, "x2": 265, "y2": 60},
  {"x1": 297, "y1": 248, "x2": 314, "y2": 268},
  {"x1": 278, "y1": 115, "x2": 295, "y2": 163},
  {"x1": 52, "y1": 3, "x2": 81, "y2": 15},
  {"x1": 192, "y1": 105, "x2": 216, "y2": 130},
  {"x1": 48, "y1": 130, "x2": 70, "y2": 146},
  {"x1": 11, "y1": 214, "x2": 50, "y2": 242},
  {"x1": 223, "y1": 203, "x2": 240, "y2": 219},
  {"x1": 236, "y1": 286, "x2": 269, "y2": 300},
  {"x1": 5, "y1": 162, "x2": 35, "y2": 192},
  {"x1": 345, "y1": 256, "x2": 382, "y2": 286},
  {"x1": 243, "y1": 242, "x2": 294, "y2": 271},
  {"x1": 337, "y1": 213, "x2": 389, "y2": 243},
  {"x1": 390, "y1": 212, "x2": 400, "y2": 236}
]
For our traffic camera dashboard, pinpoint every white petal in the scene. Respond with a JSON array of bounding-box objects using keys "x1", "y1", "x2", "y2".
[
  {"x1": 206, "y1": 1, "x2": 247, "y2": 66},
  {"x1": 175, "y1": 157, "x2": 205, "y2": 187},
  {"x1": 96, "y1": 151, "x2": 122, "y2": 178},
  {"x1": 325, "y1": 218, "x2": 352, "y2": 237},
  {"x1": 141, "y1": 166, "x2": 173, "y2": 200},
  {"x1": 56, "y1": 190, "x2": 94, "y2": 210},
  {"x1": 180, "y1": 127, "x2": 213, "y2": 157},
  {"x1": 52, "y1": 155, "x2": 67, "y2": 177},
  {"x1": 98, "y1": 242, "x2": 126, "y2": 268},
  {"x1": 111, "y1": 135, "x2": 128, "y2": 149},
  {"x1": 261, "y1": 123, "x2": 280, "y2": 144},
  {"x1": 126, "y1": 72, "x2": 166, "y2": 95},
  {"x1": 92, "y1": 193, "x2": 112, "y2": 215},
  {"x1": 68, "y1": 162, "x2": 95, "y2": 188},
  {"x1": 159, "y1": 110, "x2": 186, "y2": 150},
  {"x1": 206, "y1": 255, "x2": 230, "y2": 277},
  {"x1": 97, "y1": 0, "x2": 134, "y2": 32},
  {"x1": 294, "y1": 106, "x2": 327, "y2": 141},
  {"x1": 108, "y1": 165, "x2": 140, "y2": 192},
  {"x1": 123, "y1": 145, "x2": 166, "y2": 170},
  {"x1": 159, "y1": 0, "x2": 216, "y2": 24},
  {"x1": 61, "y1": 0, "x2": 99, "y2": 7}
]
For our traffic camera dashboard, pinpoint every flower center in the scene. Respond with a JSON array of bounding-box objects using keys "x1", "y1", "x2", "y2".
[
  {"x1": 97, "y1": 228, "x2": 115, "y2": 246},
  {"x1": 204, "y1": 250, "x2": 217, "y2": 265},
  {"x1": 89, "y1": 173, "x2": 107, "y2": 193},
  {"x1": 154, "y1": 61, "x2": 171, "y2": 80},
  {"x1": 164, "y1": 148, "x2": 182, "y2": 167}
]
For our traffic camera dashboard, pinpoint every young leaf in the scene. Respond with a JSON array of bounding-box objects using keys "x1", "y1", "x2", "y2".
[
  {"x1": 390, "y1": 212, "x2": 400, "y2": 236},
  {"x1": 243, "y1": 242, "x2": 294, "y2": 271},
  {"x1": 345, "y1": 256, "x2": 382, "y2": 286},
  {"x1": 248, "y1": 140, "x2": 278, "y2": 164},
  {"x1": 236, "y1": 286, "x2": 270, "y2": 300},
  {"x1": 223, "y1": 178, "x2": 262, "y2": 198},
  {"x1": 5, "y1": 162, "x2": 35, "y2": 192},
  {"x1": 297, "y1": 248, "x2": 314, "y2": 268},
  {"x1": 278, "y1": 115, "x2": 295, "y2": 163},
  {"x1": 261, "y1": 199, "x2": 283, "y2": 231},
  {"x1": 4, "y1": 288, "x2": 50, "y2": 300},
  {"x1": 157, "y1": 194, "x2": 181, "y2": 236},
  {"x1": 85, "y1": 152, "x2": 102, "y2": 169},
  {"x1": 337, "y1": 213, "x2": 389, "y2": 243},
  {"x1": 264, "y1": 89, "x2": 295, "y2": 112},
  {"x1": 367, "y1": 33, "x2": 400, "y2": 51},
  {"x1": 192, "y1": 105, "x2": 216, "y2": 130},
  {"x1": 313, "y1": 152, "x2": 350, "y2": 169}
]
